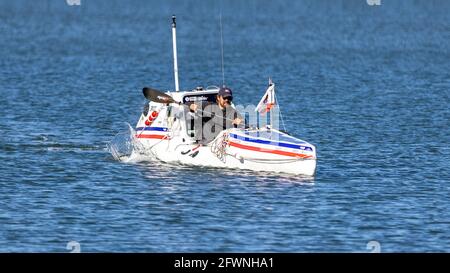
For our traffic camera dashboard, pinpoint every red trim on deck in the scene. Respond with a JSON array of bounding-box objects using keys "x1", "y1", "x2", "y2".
[
  {"x1": 136, "y1": 134, "x2": 169, "y2": 140},
  {"x1": 228, "y1": 141, "x2": 313, "y2": 159}
]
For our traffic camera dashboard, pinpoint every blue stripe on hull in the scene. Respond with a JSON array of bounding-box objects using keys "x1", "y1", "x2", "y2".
[
  {"x1": 135, "y1": 127, "x2": 169, "y2": 132},
  {"x1": 229, "y1": 133, "x2": 313, "y2": 151}
]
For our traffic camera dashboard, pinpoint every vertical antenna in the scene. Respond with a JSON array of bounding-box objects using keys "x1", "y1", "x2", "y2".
[
  {"x1": 219, "y1": 13, "x2": 225, "y2": 87},
  {"x1": 172, "y1": 15, "x2": 180, "y2": 91}
]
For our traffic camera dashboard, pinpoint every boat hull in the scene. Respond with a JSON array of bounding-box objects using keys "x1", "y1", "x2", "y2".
[{"x1": 134, "y1": 128, "x2": 317, "y2": 176}]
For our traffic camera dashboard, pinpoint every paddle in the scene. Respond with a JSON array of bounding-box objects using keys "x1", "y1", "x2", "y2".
[{"x1": 142, "y1": 87, "x2": 179, "y2": 104}]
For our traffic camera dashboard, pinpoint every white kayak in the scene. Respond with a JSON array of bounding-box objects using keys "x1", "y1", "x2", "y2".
[{"x1": 132, "y1": 87, "x2": 317, "y2": 176}]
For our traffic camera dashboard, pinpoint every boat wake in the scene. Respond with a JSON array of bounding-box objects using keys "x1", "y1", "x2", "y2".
[{"x1": 107, "y1": 123, "x2": 153, "y2": 163}]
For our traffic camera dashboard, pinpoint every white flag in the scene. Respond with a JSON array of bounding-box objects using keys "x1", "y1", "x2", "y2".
[{"x1": 255, "y1": 83, "x2": 275, "y2": 114}]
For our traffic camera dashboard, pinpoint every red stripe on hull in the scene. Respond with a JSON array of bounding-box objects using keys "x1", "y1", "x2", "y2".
[{"x1": 136, "y1": 134, "x2": 169, "y2": 140}]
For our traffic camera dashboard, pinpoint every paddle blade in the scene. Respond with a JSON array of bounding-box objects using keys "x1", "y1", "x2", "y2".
[{"x1": 142, "y1": 87, "x2": 176, "y2": 104}]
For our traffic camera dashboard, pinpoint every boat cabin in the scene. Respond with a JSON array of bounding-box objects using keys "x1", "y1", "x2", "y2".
[{"x1": 139, "y1": 86, "x2": 223, "y2": 142}]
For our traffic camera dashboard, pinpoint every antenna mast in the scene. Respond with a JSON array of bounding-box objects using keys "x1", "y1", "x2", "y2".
[
  {"x1": 172, "y1": 15, "x2": 180, "y2": 91},
  {"x1": 220, "y1": 13, "x2": 225, "y2": 87}
]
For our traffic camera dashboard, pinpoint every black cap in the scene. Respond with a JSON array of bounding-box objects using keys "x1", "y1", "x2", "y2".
[{"x1": 218, "y1": 86, "x2": 233, "y2": 99}]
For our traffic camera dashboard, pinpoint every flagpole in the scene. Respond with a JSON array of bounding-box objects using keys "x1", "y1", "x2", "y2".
[
  {"x1": 269, "y1": 78, "x2": 274, "y2": 129},
  {"x1": 172, "y1": 15, "x2": 180, "y2": 91}
]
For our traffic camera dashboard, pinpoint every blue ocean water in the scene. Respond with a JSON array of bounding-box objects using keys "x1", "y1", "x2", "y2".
[{"x1": 0, "y1": 0, "x2": 449, "y2": 252}]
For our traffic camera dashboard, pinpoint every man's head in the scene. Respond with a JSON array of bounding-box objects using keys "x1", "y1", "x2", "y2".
[{"x1": 217, "y1": 86, "x2": 233, "y2": 108}]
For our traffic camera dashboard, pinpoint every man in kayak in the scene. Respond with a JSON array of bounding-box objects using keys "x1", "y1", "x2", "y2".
[{"x1": 189, "y1": 86, "x2": 243, "y2": 144}]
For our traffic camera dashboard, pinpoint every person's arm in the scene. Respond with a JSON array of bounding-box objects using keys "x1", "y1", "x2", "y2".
[
  {"x1": 189, "y1": 101, "x2": 210, "y2": 114},
  {"x1": 232, "y1": 110, "x2": 243, "y2": 127},
  {"x1": 224, "y1": 105, "x2": 243, "y2": 128}
]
